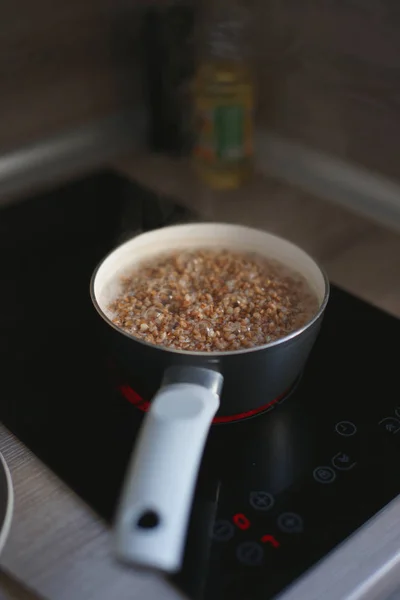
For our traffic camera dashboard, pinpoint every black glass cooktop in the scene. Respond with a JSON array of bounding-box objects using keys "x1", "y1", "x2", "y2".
[{"x1": 1, "y1": 173, "x2": 400, "y2": 600}]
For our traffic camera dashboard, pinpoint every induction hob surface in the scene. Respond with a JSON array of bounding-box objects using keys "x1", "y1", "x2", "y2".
[{"x1": 1, "y1": 173, "x2": 400, "y2": 600}]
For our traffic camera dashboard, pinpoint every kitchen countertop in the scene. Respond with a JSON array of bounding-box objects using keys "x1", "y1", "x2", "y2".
[
  {"x1": 0, "y1": 425, "x2": 185, "y2": 600},
  {"x1": 1, "y1": 163, "x2": 400, "y2": 600}
]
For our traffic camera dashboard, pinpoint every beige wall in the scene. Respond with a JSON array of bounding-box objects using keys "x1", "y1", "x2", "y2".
[
  {"x1": 2, "y1": 0, "x2": 399, "y2": 185},
  {"x1": 0, "y1": 0, "x2": 144, "y2": 153},
  {"x1": 250, "y1": 0, "x2": 400, "y2": 181}
]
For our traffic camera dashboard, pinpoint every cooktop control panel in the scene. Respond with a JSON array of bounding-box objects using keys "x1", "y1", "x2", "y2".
[
  {"x1": 174, "y1": 290, "x2": 400, "y2": 599},
  {"x1": 196, "y1": 383, "x2": 400, "y2": 598}
]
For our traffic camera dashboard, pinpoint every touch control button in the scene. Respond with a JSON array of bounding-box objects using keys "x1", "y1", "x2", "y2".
[
  {"x1": 313, "y1": 466, "x2": 336, "y2": 484},
  {"x1": 236, "y1": 542, "x2": 264, "y2": 566},
  {"x1": 277, "y1": 512, "x2": 304, "y2": 533},
  {"x1": 249, "y1": 491, "x2": 274, "y2": 511},
  {"x1": 331, "y1": 452, "x2": 356, "y2": 471},
  {"x1": 335, "y1": 421, "x2": 357, "y2": 437},
  {"x1": 378, "y1": 417, "x2": 400, "y2": 435},
  {"x1": 212, "y1": 519, "x2": 235, "y2": 542}
]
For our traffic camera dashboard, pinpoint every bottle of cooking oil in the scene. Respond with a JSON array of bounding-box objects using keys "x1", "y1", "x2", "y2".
[{"x1": 193, "y1": 3, "x2": 254, "y2": 190}]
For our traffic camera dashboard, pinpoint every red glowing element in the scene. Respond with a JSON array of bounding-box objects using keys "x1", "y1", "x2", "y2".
[
  {"x1": 261, "y1": 534, "x2": 280, "y2": 548},
  {"x1": 118, "y1": 384, "x2": 143, "y2": 405},
  {"x1": 213, "y1": 396, "x2": 282, "y2": 423},
  {"x1": 233, "y1": 513, "x2": 251, "y2": 531},
  {"x1": 118, "y1": 382, "x2": 291, "y2": 423}
]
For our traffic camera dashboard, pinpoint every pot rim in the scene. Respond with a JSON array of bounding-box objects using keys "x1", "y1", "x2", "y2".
[{"x1": 90, "y1": 223, "x2": 330, "y2": 358}]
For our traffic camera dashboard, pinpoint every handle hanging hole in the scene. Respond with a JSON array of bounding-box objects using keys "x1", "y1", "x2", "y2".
[{"x1": 136, "y1": 510, "x2": 161, "y2": 529}]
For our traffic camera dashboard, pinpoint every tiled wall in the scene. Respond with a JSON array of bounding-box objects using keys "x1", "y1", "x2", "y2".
[{"x1": 250, "y1": 0, "x2": 400, "y2": 180}]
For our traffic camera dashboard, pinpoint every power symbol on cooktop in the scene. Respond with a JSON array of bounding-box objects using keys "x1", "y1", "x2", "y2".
[
  {"x1": 335, "y1": 421, "x2": 357, "y2": 437},
  {"x1": 249, "y1": 491, "x2": 274, "y2": 511}
]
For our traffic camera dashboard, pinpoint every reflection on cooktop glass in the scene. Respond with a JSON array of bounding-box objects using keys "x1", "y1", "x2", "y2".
[{"x1": 1, "y1": 173, "x2": 400, "y2": 600}]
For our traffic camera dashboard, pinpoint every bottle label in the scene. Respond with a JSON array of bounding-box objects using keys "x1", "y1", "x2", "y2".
[
  {"x1": 194, "y1": 100, "x2": 253, "y2": 163},
  {"x1": 215, "y1": 105, "x2": 244, "y2": 159}
]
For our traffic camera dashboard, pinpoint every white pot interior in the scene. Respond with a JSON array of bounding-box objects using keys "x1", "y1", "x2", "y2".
[{"x1": 93, "y1": 223, "x2": 327, "y2": 320}]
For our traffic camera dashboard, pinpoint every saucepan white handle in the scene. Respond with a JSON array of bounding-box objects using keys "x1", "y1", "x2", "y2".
[{"x1": 114, "y1": 367, "x2": 223, "y2": 573}]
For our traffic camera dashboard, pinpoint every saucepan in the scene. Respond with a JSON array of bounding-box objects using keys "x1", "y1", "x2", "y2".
[{"x1": 90, "y1": 223, "x2": 329, "y2": 573}]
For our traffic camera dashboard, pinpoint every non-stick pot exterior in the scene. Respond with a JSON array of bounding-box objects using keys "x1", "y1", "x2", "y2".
[{"x1": 101, "y1": 311, "x2": 324, "y2": 419}]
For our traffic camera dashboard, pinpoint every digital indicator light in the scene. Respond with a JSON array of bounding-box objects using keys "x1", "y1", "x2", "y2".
[
  {"x1": 233, "y1": 513, "x2": 251, "y2": 531},
  {"x1": 232, "y1": 514, "x2": 280, "y2": 548},
  {"x1": 261, "y1": 534, "x2": 280, "y2": 548}
]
